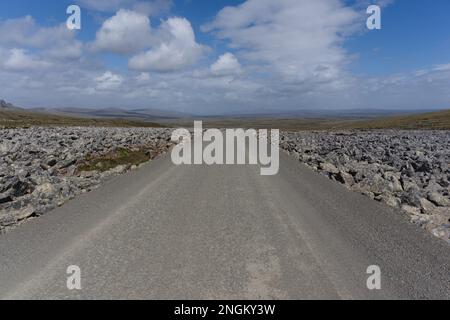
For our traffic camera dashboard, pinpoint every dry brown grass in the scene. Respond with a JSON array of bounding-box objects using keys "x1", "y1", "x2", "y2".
[
  {"x1": 0, "y1": 109, "x2": 163, "y2": 128},
  {"x1": 337, "y1": 109, "x2": 450, "y2": 130},
  {"x1": 169, "y1": 109, "x2": 450, "y2": 131}
]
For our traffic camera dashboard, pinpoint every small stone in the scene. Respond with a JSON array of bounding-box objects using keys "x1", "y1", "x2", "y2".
[
  {"x1": 410, "y1": 214, "x2": 431, "y2": 228},
  {"x1": 11, "y1": 179, "x2": 34, "y2": 197},
  {"x1": 431, "y1": 227, "x2": 450, "y2": 240},
  {"x1": 0, "y1": 191, "x2": 13, "y2": 204},
  {"x1": 59, "y1": 158, "x2": 76, "y2": 169},
  {"x1": 388, "y1": 176, "x2": 403, "y2": 193},
  {"x1": 47, "y1": 158, "x2": 58, "y2": 167},
  {"x1": 15, "y1": 206, "x2": 35, "y2": 221},
  {"x1": 0, "y1": 214, "x2": 16, "y2": 226},
  {"x1": 400, "y1": 190, "x2": 422, "y2": 207},
  {"x1": 335, "y1": 170, "x2": 354, "y2": 186},
  {"x1": 34, "y1": 183, "x2": 56, "y2": 198},
  {"x1": 319, "y1": 162, "x2": 339, "y2": 175},
  {"x1": 419, "y1": 197, "x2": 436, "y2": 214},
  {"x1": 110, "y1": 165, "x2": 128, "y2": 174},
  {"x1": 380, "y1": 194, "x2": 401, "y2": 208},
  {"x1": 401, "y1": 204, "x2": 421, "y2": 215},
  {"x1": 80, "y1": 170, "x2": 96, "y2": 178},
  {"x1": 427, "y1": 192, "x2": 450, "y2": 207}
]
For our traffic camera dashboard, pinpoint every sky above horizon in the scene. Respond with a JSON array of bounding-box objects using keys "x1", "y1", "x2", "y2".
[{"x1": 0, "y1": 0, "x2": 449, "y2": 115}]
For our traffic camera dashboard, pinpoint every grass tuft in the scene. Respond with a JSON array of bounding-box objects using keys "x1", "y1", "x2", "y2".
[{"x1": 78, "y1": 147, "x2": 152, "y2": 172}]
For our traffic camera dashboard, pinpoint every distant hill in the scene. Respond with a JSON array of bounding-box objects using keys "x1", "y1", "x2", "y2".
[
  {"x1": 175, "y1": 109, "x2": 450, "y2": 131},
  {"x1": 0, "y1": 99, "x2": 20, "y2": 110},
  {"x1": 0, "y1": 107, "x2": 164, "y2": 128},
  {"x1": 2, "y1": 99, "x2": 449, "y2": 130},
  {"x1": 30, "y1": 107, "x2": 192, "y2": 121},
  {"x1": 194, "y1": 108, "x2": 443, "y2": 119},
  {"x1": 341, "y1": 109, "x2": 450, "y2": 130}
]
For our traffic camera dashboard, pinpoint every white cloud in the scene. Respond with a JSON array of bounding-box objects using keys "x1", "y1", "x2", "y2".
[
  {"x1": 95, "y1": 71, "x2": 123, "y2": 90},
  {"x1": 92, "y1": 12, "x2": 205, "y2": 72},
  {"x1": 92, "y1": 9, "x2": 152, "y2": 54},
  {"x1": 211, "y1": 53, "x2": 242, "y2": 76},
  {"x1": 0, "y1": 16, "x2": 79, "y2": 49},
  {"x1": 1, "y1": 1, "x2": 448, "y2": 115},
  {"x1": 203, "y1": 0, "x2": 358, "y2": 85},
  {"x1": 136, "y1": 72, "x2": 151, "y2": 82},
  {"x1": 2, "y1": 49, "x2": 50, "y2": 71},
  {"x1": 46, "y1": 42, "x2": 83, "y2": 60},
  {"x1": 129, "y1": 17, "x2": 205, "y2": 72},
  {"x1": 0, "y1": 16, "x2": 83, "y2": 61}
]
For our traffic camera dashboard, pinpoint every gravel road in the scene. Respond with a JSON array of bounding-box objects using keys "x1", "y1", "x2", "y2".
[{"x1": 1, "y1": 149, "x2": 449, "y2": 299}]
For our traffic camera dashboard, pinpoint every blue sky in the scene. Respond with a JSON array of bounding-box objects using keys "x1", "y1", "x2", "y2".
[
  {"x1": 0, "y1": 0, "x2": 449, "y2": 114},
  {"x1": 345, "y1": 0, "x2": 450, "y2": 76}
]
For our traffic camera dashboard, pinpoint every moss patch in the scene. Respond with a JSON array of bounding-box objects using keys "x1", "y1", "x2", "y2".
[{"x1": 78, "y1": 147, "x2": 152, "y2": 172}]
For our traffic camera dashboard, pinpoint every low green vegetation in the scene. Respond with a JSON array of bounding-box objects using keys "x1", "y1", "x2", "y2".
[{"x1": 78, "y1": 148, "x2": 151, "y2": 172}]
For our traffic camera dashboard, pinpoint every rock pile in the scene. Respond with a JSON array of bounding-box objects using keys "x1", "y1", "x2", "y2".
[
  {"x1": 280, "y1": 130, "x2": 450, "y2": 244},
  {"x1": 0, "y1": 127, "x2": 174, "y2": 231}
]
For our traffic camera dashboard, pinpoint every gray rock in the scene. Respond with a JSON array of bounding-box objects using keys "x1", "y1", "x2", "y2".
[
  {"x1": 0, "y1": 214, "x2": 16, "y2": 227},
  {"x1": 46, "y1": 158, "x2": 58, "y2": 167},
  {"x1": 400, "y1": 190, "x2": 422, "y2": 207},
  {"x1": 14, "y1": 205, "x2": 35, "y2": 221},
  {"x1": 361, "y1": 174, "x2": 393, "y2": 196},
  {"x1": 11, "y1": 179, "x2": 34, "y2": 197},
  {"x1": 402, "y1": 204, "x2": 421, "y2": 215},
  {"x1": 378, "y1": 194, "x2": 401, "y2": 208},
  {"x1": 319, "y1": 162, "x2": 339, "y2": 175},
  {"x1": 0, "y1": 191, "x2": 12, "y2": 204},
  {"x1": 335, "y1": 170, "x2": 354, "y2": 186},
  {"x1": 428, "y1": 192, "x2": 450, "y2": 207},
  {"x1": 33, "y1": 183, "x2": 57, "y2": 199},
  {"x1": 420, "y1": 198, "x2": 436, "y2": 214},
  {"x1": 110, "y1": 165, "x2": 129, "y2": 175}
]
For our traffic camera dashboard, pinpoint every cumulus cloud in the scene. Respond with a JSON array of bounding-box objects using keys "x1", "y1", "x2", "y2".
[
  {"x1": 92, "y1": 9, "x2": 152, "y2": 54},
  {"x1": 91, "y1": 11, "x2": 205, "y2": 72},
  {"x1": 0, "y1": 16, "x2": 73, "y2": 48},
  {"x1": 211, "y1": 53, "x2": 242, "y2": 76},
  {"x1": 203, "y1": 0, "x2": 358, "y2": 85},
  {"x1": 0, "y1": 16, "x2": 83, "y2": 61},
  {"x1": 129, "y1": 17, "x2": 205, "y2": 72},
  {"x1": 2, "y1": 49, "x2": 50, "y2": 71},
  {"x1": 0, "y1": 0, "x2": 448, "y2": 115},
  {"x1": 95, "y1": 71, "x2": 123, "y2": 90}
]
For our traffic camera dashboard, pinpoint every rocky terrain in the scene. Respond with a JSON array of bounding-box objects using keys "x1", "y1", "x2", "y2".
[
  {"x1": 0, "y1": 127, "x2": 174, "y2": 232},
  {"x1": 2, "y1": 126, "x2": 449, "y2": 246},
  {"x1": 280, "y1": 130, "x2": 450, "y2": 244}
]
